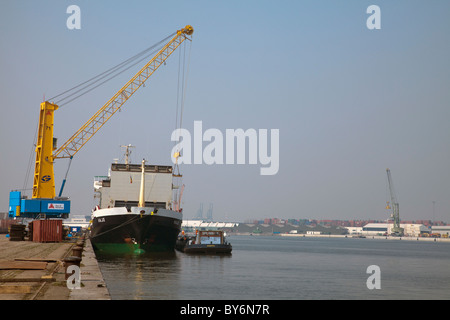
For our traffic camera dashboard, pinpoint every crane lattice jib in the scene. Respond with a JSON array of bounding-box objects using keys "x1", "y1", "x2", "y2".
[
  {"x1": 53, "y1": 25, "x2": 193, "y2": 159},
  {"x1": 386, "y1": 168, "x2": 402, "y2": 235},
  {"x1": 386, "y1": 168, "x2": 396, "y2": 205}
]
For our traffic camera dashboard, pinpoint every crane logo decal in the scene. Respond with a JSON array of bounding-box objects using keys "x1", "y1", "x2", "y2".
[
  {"x1": 41, "y1": 175, "x2": 51, "y2": 182},
  {"x1": 48, "y1": 203, "x2": 64, "y2": 210}
]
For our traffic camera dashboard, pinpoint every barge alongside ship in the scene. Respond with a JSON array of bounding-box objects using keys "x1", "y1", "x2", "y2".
[
  {"x1": 89, "y1": 151, "x2": 183, "y2": 254},
  {"x1": 176, "y1": 230, "x2": 232, "y2": 254}
]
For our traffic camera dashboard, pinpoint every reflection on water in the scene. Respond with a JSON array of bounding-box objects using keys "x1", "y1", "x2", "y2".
[
  {"x1": 97, "y1": 251, "x2": 233, "y2": 299},
  {"x1": 96, "y1": 251, "x2": 181, "y2": 300}
]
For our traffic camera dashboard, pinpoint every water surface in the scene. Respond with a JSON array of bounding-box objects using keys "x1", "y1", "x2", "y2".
[{"x1": 96, "y1": 236, "x2": 450, "y2": 300}]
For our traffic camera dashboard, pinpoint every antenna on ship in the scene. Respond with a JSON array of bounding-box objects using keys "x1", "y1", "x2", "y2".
[{"x1": 121, "y1": 144, "x2": 135, "y2": 166}]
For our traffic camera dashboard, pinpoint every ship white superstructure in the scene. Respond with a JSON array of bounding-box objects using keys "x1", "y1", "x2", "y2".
[{"x1": 94, "y1": 163, "x2": 174, "y2": 210}]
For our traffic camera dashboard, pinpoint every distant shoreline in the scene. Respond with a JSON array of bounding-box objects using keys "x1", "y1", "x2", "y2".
[{"x1": 231, "y1": 233, "x2": 450, "y2": 243}]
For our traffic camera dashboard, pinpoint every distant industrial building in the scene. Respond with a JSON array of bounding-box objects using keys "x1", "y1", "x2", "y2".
[
  {"x1": 431, "y1": 226, "x2": 450, "y2": 237},
  {"x1": 193, "y1": 203, "x2": 214, "y2": 221},
  {"x1": 182, "y1": 220, "x2": 239, "y2": 231},
  {"x1": 347, "y1": 223, "x2": 429, "y2": 237},
  {"x1": 181, "y1": 219, "x2": 450, "y2": 237}
]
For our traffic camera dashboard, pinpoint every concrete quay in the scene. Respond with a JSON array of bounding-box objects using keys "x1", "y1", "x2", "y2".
[
  {"x1": 68, "y1": 238, "x2": 110, "y2": 300},
  {"x1": 0, "y1": 235, "x2": 110, "y2": 300}
]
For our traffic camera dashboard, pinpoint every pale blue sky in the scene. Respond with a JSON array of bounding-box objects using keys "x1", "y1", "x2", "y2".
[{"x1": 1, "y1": 0, "x2": 449, "y2": 222}]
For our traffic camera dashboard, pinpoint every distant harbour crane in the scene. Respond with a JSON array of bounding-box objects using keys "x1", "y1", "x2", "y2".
[{"x1": 385, "y1": 168, "x2": 404, "y2": 236}]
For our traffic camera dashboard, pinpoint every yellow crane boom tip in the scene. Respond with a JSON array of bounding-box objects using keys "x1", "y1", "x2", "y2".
[{"x1": 182, "y1": 25, "x2": 194, "y2": 35}]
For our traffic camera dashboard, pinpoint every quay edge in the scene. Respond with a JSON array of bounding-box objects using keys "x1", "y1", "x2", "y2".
[{"x1": 0, "y1": 235, "x2": 110, "y2": 300}]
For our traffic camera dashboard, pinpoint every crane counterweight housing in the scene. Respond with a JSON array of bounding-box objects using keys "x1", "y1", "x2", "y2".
[{"x1": 8, "y1": 25, "x2": 193, "y2": 219}]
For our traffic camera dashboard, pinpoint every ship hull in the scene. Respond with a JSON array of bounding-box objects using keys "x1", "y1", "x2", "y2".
[{"x1": 90, "y1": 209, "x2": 182, "y2": 254}]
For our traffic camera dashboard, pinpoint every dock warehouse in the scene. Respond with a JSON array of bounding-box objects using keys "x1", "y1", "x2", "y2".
[
  {"x1": 431, "y1": 226, "x2": 450, "y2": 237},
  {"x1": 362, "y1": 223, "x2": 428, "y2": 237},
  {"x1": 182, "y1": 220, "x2": 238, "y2": 231}
]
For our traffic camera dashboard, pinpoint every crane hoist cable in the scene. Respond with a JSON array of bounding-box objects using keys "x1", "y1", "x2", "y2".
[
  {"x1": 49, "y1": 32, "x2": 176, "y2": 107},
  {"x1": 173, "y1": 38, "x2": 192, "y2": 146},
  {"x1": 172, "y1": 35, "x2": 192, "y2": 178},
  {"x1": 174, "y1": 40, "x2": 183, "y2": 133},
  {"x1": 22, "y1": 121, "x2": 39, "y2": 192},
  {"x1": 179, "y1": 37, "x2": 192, "y2": 132}
]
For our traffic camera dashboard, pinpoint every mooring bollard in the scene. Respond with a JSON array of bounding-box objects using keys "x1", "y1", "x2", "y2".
[
  {"x1": 76, "y1": 239, "x2": 85, "y2": 247},
  {"x1": 64, "y1": 256, "x2": 82, "y2": 280},
  {"x1": 72, "y1": 246, "x2": 83, "y2": 258}
]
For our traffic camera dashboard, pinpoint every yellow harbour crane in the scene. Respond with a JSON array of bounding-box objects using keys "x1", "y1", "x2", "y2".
[{"x1": 9, "y1": 25, "x2": 193, "y2": 219}]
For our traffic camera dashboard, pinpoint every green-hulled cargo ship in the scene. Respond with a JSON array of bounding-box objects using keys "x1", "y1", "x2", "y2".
[{"x1": 89, "y1": 148, "x2": 183, "y2": 254}]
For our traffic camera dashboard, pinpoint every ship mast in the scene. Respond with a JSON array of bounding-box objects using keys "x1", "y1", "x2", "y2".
[
  {"x1": 121, "y1": 144, "x2": 135, "y2": 165},
  {"x1": 138, "y1": 159, "x2": 146, "y2": 207}
]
